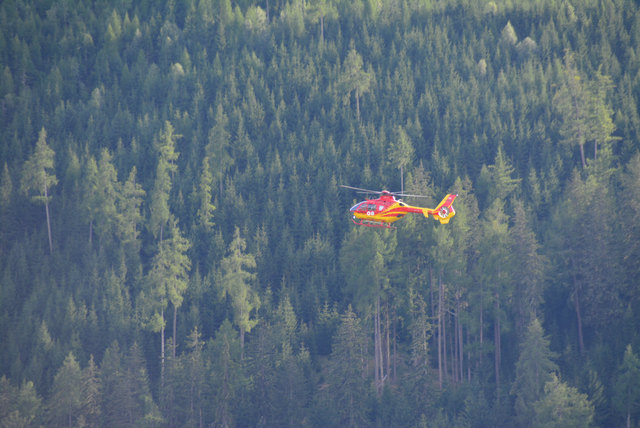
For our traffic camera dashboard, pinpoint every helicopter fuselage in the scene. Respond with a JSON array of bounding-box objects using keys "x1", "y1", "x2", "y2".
[{"x1": 349, "y1": 191, "x2": 457, "y2": 228}]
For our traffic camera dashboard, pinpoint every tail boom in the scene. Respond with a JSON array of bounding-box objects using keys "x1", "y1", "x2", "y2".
[{"x1": 423, "y1": 193, "x2": 457, "y2": 224}]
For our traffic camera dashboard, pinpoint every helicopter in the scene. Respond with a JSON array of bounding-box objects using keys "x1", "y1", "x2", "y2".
[{"x1": 340, "y1": 185, "x2": 458, "y2": 229}]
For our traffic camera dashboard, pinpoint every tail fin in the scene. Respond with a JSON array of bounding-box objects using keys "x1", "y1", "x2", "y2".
[{"x1": 423, "y1": 194, "x2": 457, "y2": 224}]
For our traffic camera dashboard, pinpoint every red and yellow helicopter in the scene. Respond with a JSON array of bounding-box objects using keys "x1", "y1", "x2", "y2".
[{"x1": 340, "y1": 185, "x2": 457, "y2": 229}]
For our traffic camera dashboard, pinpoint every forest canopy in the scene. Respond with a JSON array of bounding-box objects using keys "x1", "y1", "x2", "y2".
[{"x1": 1, "y1": 0, "x2": 640, "y2": 426}]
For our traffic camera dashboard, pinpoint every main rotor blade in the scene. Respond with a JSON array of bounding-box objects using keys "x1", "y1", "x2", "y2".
[
  {"x1": 392, "y1": 192, "x2": 431, "y2": 198},
  {"x1": 339, "y1": 185, "x2": 384, "y2": 194},
  {"x1": 340, "y1": 185, "x2": 432, "y2": 199}
]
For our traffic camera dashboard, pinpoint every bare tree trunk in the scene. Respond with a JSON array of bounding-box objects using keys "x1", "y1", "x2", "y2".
[
  {"x1": 375, "y1": 297, "x2": 384, "y2": 394},
  {"x1": 442, "y1": 287, "x2": 448, "y2": 382},
  {"x1": 374, "y1": 298, "x2": 380, "y2": 393},
  {"x1": 393, "y1": 305, "x2": 397, "y2": 382},
  {"x1": 173, "y1": 304, "x2": 178, "y2": 358},
  {"x1": 240, "y1": 329, "x2": 245, "y2": 360},
  {"x1": 385, "y1": 301, "x2": 391, "y2": 383},
  {"x1": 458, "y1": 306, "x2": 464, "y2": 382},
  {"x1": 437, "y1": 272, "x2": 443, "y2": 389},
  {"x1": 574, "y1": 284, "x2": 585, "y2": 354},
  {"x1": 161, "y1": 305, "x2": 165, "y2": 388},
  {"x1": 570, "y1": 258, "x2": 585, "y2": 354},
  {"x1": 44, "y1": 181, "x2": 53, "y2": 254},
  {"x1": 494, "y1": 294, "x2": 501, "y2": 401}
]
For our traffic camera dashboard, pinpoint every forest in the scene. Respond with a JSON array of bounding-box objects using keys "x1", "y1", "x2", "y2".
[{"x1": 1, "y1": 0, "x2": 640, "y2": 426}]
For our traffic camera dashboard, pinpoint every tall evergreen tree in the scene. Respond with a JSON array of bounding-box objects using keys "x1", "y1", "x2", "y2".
[
  {"x1": 614, "y1": 345, "x2": 640, "y2": 428},
  {"x1": 218, "y1": 226, "x2": 259, "y2": 357},
  {"x1": 511, "y1": 318, "x2": 558, "y2": 428},
  {"x1": 20, "y1": 127, "x2": 57, "y2": 254},
  {"x1": 209, "y1": 319, "x2": 243, "y2": 428},
  {"x1": 534, "y1": 373, "x2": 594, "y2": 428},
  {"x1": 340, "y1": 46, "x2": 373, "y2": 120},
  {"x1": 327, "y1": 305, "x2": 369, "y2": 427},
  {"x1": 47, "y1": 352, "x2": 83, "y2": 427},
  {"x1": 149, "y1": 121, "x2": 180, "y2": 242},
  {"x1": 0, "y1": 376, "x2": 42, "y2": 427}
]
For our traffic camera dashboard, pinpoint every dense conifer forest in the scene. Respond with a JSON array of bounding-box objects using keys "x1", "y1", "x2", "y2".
[{"x1": 2, "y1": 0, "x2": 640, "y2": 426}]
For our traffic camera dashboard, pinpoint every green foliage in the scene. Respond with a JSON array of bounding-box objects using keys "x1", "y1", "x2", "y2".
[
  {"x1": 533, "y1": 373, "x2": 595, "y2": 428},
  {"x1": 614, "y1": 345, "x2": 640, "y2": 427},
  {"x1": 0, "y1": 376, "x2": 42, "y2": 427},
  {"x1": 511, "y1": 318, "x2": 558, "y2": 427}
]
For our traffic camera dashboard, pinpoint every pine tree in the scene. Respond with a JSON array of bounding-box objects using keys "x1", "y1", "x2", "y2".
[
  {"x1": 209, "y1": 319, "x2": 242, "y2": 428},
  {"x1": 509, "y1": 200, "x2": 546, "y2": 334},
  {"x1": 340, "y1": 46, "x2": 373, "y2": 120},
  {"x1": 20, "y1": 127, "x2": 57, "y2": 253},
  {"x1": 47, "y1": 352, "x2": 83, "y2": 427},
  {"x1": 0, "y1": 376, "x2": 42, "y2": 427},
  {"x1": 534, "y1": 373, "x2": 594, "y2": 428},
  {"x1": 511, "y1": 319, "x2": 558, "y2": 428},
  {"x1": 149, "y1": 121, "x2": 180, "y2": 242},
  {"x1": 328, "y1": 305, "x2": 369, "y2": 427},
  {"x1": 387, "y1": 125, "x2": 414, "y2": 193},
  {"x1": 218, "y1": 226, "x2": 259, "y2": 357},
  {"x1": 145, "y1": 218, "x2": 191, "y2": 376},
  {"x1": 614, "y1": 345, "x2": 640, "y2": 428},
  {"x1": 81, "y1": 355, "x2": 101, "y2": 428}
]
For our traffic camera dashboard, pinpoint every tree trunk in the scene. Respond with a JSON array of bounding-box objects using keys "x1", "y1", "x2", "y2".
[
  {"x1": 458, "y1": 303, "x2": 463, "y2": 382},
  {"x1": 173, "y1": 304, "x2": 178, "y2": 359},
  {"x1": 44, "y1": 180, "x2": 53, "y2": 254},
  {"x1": 574, "y1": 283, "x2": 585, "y2": 354},
  {"x1": 393, "y1": 305, "x2": 397, "y2": 382},
  {"x1": 240, "y1": 329, "x2": 245, "y2": 360},
  {"x1": 437, "y1": 271, "x2": 444, "y2": 389},
  {"x1": 579, "y1": 142, "x2": 586, "y2": 169},
  {"x1": 161, "y1": 305, "x2": 165, "y2": 388},
  {"x1": 570, "y1": 260, "x2": 585, "y2": 354},
  {"x1": 374, "y1": 298, "x2": 380, "y2": 393},
  {"x1": 385, "y1": 301, "x2": 391, "y2": 384},
  {"x1": 494, "y1": 294, "x2": 501, "y2": 400}
]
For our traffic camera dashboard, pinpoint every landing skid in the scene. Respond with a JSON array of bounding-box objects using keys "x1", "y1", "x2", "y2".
[{"x1": 351, "y1": 217, "x2": 396, "y2": 229}]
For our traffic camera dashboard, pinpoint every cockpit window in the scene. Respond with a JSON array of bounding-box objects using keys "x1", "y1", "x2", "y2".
[{"x1": 350, "y1": 202, "x2": 366, "y2": 211}]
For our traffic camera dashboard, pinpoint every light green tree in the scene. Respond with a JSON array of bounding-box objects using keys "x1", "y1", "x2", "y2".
[
  {"x1": 533, "y1": 373, "x2": 594, "y2": 428},
  {"x1": 614, "y1": 345, "x2": 640, "y2": 428},
  {"x1": 218, "y1": 226, "x2": 260, "y2": 357},
  {"x1": 196, "y1": 156, "x2": 216, "y2": 230},
  {"x1": 47, "y1": 352, "x2": 83, "y2": 427},
  {"x1": 387, "y1": 125, "x2": 414, "y2": 193},
  {"x1": 117, "y1": 166, "x2": 145, "y2": 245},
  {"x1": 0, "y1": 376, "x2": 42, "y2": 427},
  {"x1": 340, "y1": 46, "x2": 373, "y2": 120},
  {"x1": 149, "y1": 121, "x2": 180, "y2": 242},
  {"x1": 205, "y1": 104, "x2": 234, "y2": 194},
  {"x1": 307, "y1": 0, "x2": 338, "y2": 47},
  {"x1": 554, "y1": 52, "x2": 618, "y2": 169},
  {"x1": 146, "y1": 220, "x2": 191, "y2": 366},
  {"x1": 20, "y1": 127, "x2": 57, "y2": 253}
]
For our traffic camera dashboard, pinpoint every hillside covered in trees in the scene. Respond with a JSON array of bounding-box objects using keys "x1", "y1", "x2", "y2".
[{"x1": 2, "y1": 0, "x2": 640, "y2": 426}]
